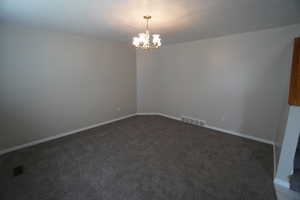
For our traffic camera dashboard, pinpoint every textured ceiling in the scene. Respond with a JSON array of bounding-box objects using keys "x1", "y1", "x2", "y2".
[{"x1": 1, "y1": 0, "x2": 300, "y2": 44}]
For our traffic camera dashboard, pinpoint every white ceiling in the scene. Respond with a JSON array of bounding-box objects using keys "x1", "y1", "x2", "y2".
[{"x1": 1, "y1": 0, "x2": 300, "y2": 44}]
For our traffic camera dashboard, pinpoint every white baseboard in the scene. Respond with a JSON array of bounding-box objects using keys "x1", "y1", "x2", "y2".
[
  {"x1": 274, "y1": 178, "x2": 290, "y2": 189},
  {"x1": 159, "y1": 113, "x2": 181, "y2": 121},
  {"x1": 136, "y1": 112, "x2": 274, "y2": 145},
  {"x1": 204, "y1": 125, "x2": 274, "y2": 145},
  {"x1": 136, "y1": 112, "x2": 181, "y2": 121},
  {"x1": 136, "y1": 112, "x2": 162, "y2": 116},
  {"x1": 0, "y1": 112, "x2": 274, "y2": 156},
  {"x1": 0, "y1": 114, "x2": 136, "y2": 156}
]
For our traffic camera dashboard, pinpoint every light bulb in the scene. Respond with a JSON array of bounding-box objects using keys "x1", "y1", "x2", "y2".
[
  {"x1": 133, "y1": 37, "x2": 139, "y2": 47},
  {"x1": 152, "y1": 34, "x2": 161, "y2": 47},
  {"x1": 139, "y1": 33, "x2": 146, "y2": 44}
]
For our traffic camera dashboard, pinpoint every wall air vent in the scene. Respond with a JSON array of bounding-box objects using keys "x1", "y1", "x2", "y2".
[
  {"x1": 181, "y1": 116, "x2": 206, "y2": 127},
  {"x1": 13, "y1": 165, "x2": 24, "y2": 177}
]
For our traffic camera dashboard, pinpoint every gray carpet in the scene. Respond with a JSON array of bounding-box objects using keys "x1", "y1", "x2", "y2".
[{"x1": 0, "y1": 115, "x2": 276, "y2": 200}]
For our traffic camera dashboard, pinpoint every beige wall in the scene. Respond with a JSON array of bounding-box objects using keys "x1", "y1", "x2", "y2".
[
  {"x1": 1, "y1": 22, "x2": 300, "y2": 153},
  {"x1": 137, "y1": 24, "x2": 300, "y2": 143},
  {"x1": 0, "y1": 23, "x2": 136, "y2": 151},
  {"x1": 137, "y1": 50, "x2": 162, "y2": 113}
]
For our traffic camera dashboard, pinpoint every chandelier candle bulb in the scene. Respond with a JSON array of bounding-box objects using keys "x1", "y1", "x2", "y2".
[{"x1": 132, "y1": 16, "x2": 162, "y2": 49}]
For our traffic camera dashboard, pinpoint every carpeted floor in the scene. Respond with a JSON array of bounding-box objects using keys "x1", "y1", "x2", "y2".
[{"x1": 0, "y1": 115, "x2": 276, "y2": 200}]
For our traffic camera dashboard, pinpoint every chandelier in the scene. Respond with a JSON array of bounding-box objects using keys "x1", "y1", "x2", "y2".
[{"x1": 132, "y1": 16, "x2": 162, "y2": 49}]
